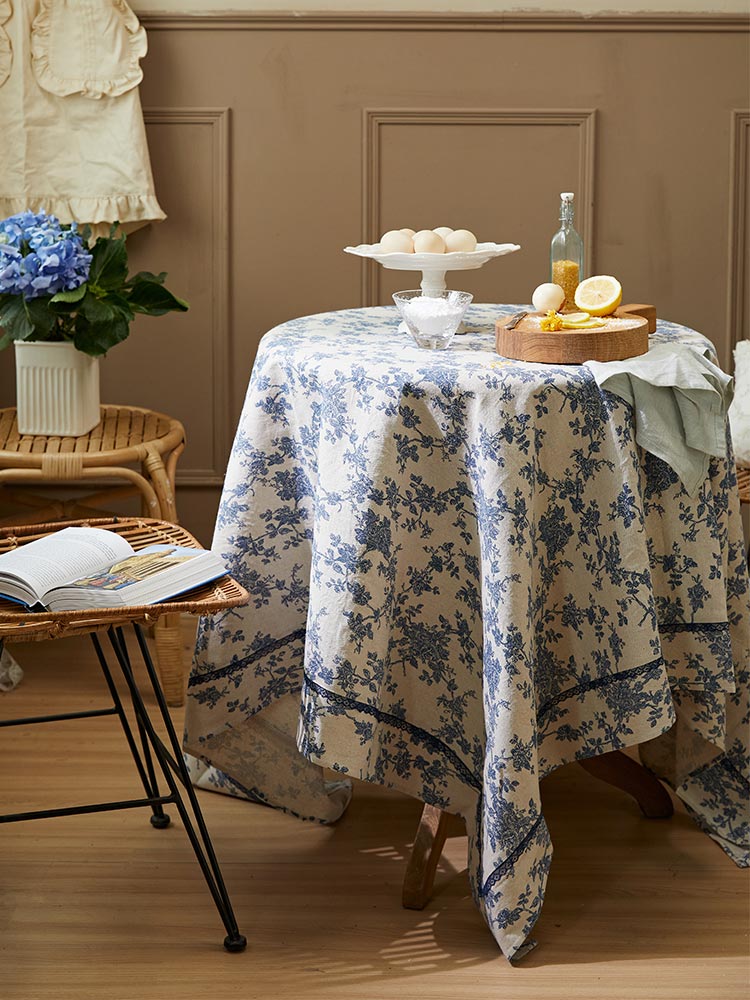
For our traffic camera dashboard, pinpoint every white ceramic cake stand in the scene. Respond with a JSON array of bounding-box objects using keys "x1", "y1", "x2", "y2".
[{"x1": 343, "y1": 241, "x2": 521, "y2": 296}]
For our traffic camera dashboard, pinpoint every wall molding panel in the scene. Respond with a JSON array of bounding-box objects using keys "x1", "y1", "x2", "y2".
[
  {"x1": 122, "y1": 17, "x2": 746, "y2": 538},
  {"x1": 139, "y1": 11, "x2": 750, "y2": 33},
  {"x1": 361, "y1": 108, "x2": 596, "y2": 306},
  {"x1": 142, "y1": 107, "x2": 231, "y2": 487},
  {"x1": 727, "y1": 109, "x2": 749, "y2": 352}
]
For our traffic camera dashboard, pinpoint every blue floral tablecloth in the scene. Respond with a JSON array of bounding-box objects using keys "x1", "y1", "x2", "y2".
[{"x1": 184, "y1": 305, "x2": 750, "y2": 960}]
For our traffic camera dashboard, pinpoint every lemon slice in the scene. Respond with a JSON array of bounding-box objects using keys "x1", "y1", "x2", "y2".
[
  {"x1": 561, "y1": 318, "x2": 606, "y2": 330},
  {"x1": 574, "y1": 275, "x2": 623, "y2": 316},
  {"x1": 561, "y1": 312, "x2": 591, "y2": 324}
]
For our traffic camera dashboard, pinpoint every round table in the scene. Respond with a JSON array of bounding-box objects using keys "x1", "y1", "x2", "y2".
[{"x1": 184, "y1": 305, "x2": 750, "y2": 960}]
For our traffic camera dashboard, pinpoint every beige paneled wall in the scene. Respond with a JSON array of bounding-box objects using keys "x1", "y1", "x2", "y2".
[
  {"x1": 1, "y1": 11, "x2": 748, "y2": 542},
  {"x1": 132, "y1": 2, "x2": 750, "y2": 11}
]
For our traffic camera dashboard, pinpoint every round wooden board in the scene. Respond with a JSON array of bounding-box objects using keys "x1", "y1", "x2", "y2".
[{"x1": 495, "y1": 312, "x2": 649, "y2": 365}]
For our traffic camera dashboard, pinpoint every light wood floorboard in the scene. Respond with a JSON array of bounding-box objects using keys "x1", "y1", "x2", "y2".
[{"x1": 1, "y1": 625, "x2": 748, "y2": 999}]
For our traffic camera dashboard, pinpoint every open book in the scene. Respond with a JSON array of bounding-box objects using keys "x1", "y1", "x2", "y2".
[{"x1": 0, "y1": 527, "x2": 226, "y2": 612}]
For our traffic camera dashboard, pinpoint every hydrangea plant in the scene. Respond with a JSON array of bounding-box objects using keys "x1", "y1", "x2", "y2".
[{"x1": 0, "y1": 211, "x2": 188, "y2": 357}]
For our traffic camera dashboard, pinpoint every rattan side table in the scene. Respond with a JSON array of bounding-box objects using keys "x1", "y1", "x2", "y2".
[
  {"x1": 0, "y1": 517, "x2": 249, "y2": 952},
  {"x1": 0, "y1": 405, "x2": 188, "y2": 705}
]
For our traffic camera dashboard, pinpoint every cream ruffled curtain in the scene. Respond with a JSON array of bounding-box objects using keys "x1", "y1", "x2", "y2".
[{"x1": 0, "y1": 0, "x2": 165, "y2": 236}]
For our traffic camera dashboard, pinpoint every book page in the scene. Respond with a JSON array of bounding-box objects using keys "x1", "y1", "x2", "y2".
[
  {"x1": 0, "y1": 528, "x2": 135, "y2": 603},
  {"x1": 63, "y1": 545, "x2": 201, "y2": 592}
]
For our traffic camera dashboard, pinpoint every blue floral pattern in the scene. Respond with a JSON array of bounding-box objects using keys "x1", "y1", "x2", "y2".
[{"x1": 184, "y1": 305, "x2": 750, "y2": 960}]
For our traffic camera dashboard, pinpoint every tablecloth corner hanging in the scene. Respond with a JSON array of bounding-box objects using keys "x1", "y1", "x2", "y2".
[{"x1": 0, "y1": 0, "x2": 166, "y2": 237}]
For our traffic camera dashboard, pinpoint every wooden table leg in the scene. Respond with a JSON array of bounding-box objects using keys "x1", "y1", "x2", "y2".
[
  {"x1": 402, "y1": 804, "x2": 450, "y2": 910},
  {"x1": 401, "y1": 751, "x2": 673, "y2": 912},
  {"x1": 579, "y1": 749, "x2": 674, "y2": 818}
]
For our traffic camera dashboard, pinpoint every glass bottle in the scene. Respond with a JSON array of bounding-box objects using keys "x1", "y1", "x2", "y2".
[{"x1": 550, "y1": 192, "x2": 584, "y2": 312}]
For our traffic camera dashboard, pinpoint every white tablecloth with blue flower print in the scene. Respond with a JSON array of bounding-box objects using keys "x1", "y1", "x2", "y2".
[{"x1": 184, "y1": 304, "x2": 750, "y2": 960}]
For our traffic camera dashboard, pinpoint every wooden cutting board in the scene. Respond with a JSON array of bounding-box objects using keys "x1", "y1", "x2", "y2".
[{"x1": 495, "y1": 312, "x2": 649, "y2": 365}]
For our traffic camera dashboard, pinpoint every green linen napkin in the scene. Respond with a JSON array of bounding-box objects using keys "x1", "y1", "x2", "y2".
[{"x1": 586, "y1": 344, "x2": 733, "y2": 496}]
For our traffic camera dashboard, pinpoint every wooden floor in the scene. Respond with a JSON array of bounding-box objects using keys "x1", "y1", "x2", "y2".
[{"x1": 1, "y1": 626, "x2": 748, "y2": 1000}]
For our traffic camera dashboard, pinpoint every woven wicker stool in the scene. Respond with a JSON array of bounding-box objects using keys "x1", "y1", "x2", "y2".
[
  {"x1": 0, "y1": 517, "x2": 248, "y2": 952},
  {"x1": 0, "y1": 406, "x2": 188, "y2": 705}
]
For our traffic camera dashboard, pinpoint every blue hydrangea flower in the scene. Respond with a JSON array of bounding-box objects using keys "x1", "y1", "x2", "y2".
[{"x1": 0, "y1": 210, "x2": 92, "y2": 300}]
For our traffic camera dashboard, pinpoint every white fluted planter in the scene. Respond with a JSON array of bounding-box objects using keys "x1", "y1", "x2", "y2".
[{"x1": 14, "y1": 341, "x2": 100, "y2": 436}]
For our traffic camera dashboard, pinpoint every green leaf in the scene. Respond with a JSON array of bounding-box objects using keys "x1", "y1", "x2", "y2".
[
  {"x1": 88, "y1": 234, "x2": 128, "y2": 291},
  {"x1": 0, "y1": 296, "x2": 54, "y2": 342},
  {"x1": 23, "y1": 297, "x2": 56, "y2": 338},
  {"x1": 73, "y1": 315, "x2": 130, "y2": 357},
  {"x1": 49, "y1": 297, "x2": 80, "y2": 316},
  {"x1": 79, "y1": 294, "x2": 116, "y2": 325},
  {"x1": 50, "y1": 283, "x2": 88, "y2": 304},
  {"x1": 73, "y1": 291, "x2": 133, "y2": 356},
  {"x1": 78, "y1": 291, "x2": 134, "y2": 327},
  {"x1": 126, "y1": 270, "x2": 167, "y2": 287},
  {"x1": 0, "y1": 296, "x2": 31, "y2": 341},
  {"x1": 126, "y1": 278, "x2": 189, "y2": 316}
]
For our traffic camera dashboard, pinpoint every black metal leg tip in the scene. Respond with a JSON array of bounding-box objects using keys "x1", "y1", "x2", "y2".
[
  {"x1": 223, "y1": 934, "x2": 247, "y2": 953},
  {"x1": 150, "y1": 814, "x2": 171, "y2": 829}
]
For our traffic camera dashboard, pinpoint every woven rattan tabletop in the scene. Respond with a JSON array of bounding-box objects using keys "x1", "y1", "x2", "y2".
[
  {"x1": 0, "y1": 405, "x2": 184, "y2": 469},
  {"x1": 0, "y1": 518, "x2": 248, "y2": 641}
]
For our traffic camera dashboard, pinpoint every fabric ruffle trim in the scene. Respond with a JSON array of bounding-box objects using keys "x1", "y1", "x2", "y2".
[
  {"x1": 0, "y1": 194, "x2": 166, "y2": 238},
  {"x1": 0, "y1": 0, "x2": 11, "y2": 89},
  {"x1": 31, "y1": 0, "x2": 147, "y2": 100}
]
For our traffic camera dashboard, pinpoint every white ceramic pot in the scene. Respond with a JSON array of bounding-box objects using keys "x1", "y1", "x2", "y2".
[{"x1": 14, "y1": 340, "x2": 101, "y2": 436}]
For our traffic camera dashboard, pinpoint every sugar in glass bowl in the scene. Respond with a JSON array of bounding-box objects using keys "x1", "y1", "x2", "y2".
[{"x1": 392, "y1": 289, "x2": 473, "y2": 350}]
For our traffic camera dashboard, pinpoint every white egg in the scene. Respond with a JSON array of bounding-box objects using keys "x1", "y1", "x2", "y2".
[
  {"x1": 532, "y1": 282, "x2": 565, "y2": 313},
  {"x1": 413, "y1": 230, "x2": 446, "y2": 253},
  {"x1": 433, "y1": 227, "x2": 454, "y2": 240},
  {"x1": 445, "y1": 229, "x2": 477, "y2": 253},
  {"x1": 379, "y1": 230, "x2": 414, "y2": 253},
  {"x1": 400, "y1": 228, "x2": 416, "y2": 237}
]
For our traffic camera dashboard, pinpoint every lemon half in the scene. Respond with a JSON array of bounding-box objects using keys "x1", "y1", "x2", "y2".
[{"x1": 574, "y1": 275, "x2": 622, "y2": 316}]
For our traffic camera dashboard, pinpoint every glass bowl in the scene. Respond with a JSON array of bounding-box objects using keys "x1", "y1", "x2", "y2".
[{"x1": 392, "y1": 289, "x2": 473, "y2": 350}]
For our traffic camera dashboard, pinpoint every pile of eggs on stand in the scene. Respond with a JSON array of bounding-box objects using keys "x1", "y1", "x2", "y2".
[{"x1": 378, "y1": 228, "x2": 479, "y2": 253}]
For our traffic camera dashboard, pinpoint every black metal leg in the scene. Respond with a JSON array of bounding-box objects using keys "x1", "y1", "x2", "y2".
[
  {"x1": 0, "y1": 625, "x2": 246, "y2": 953},
  {"x1": 108, "y1": 625, "x2": 247, "y2": 953},
  {"x1": 90, "y1": 632, "x2": 170, "y2": 829},
  {"x1": 106, "y1": 628, "x2": 172, "y2": 830}
]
